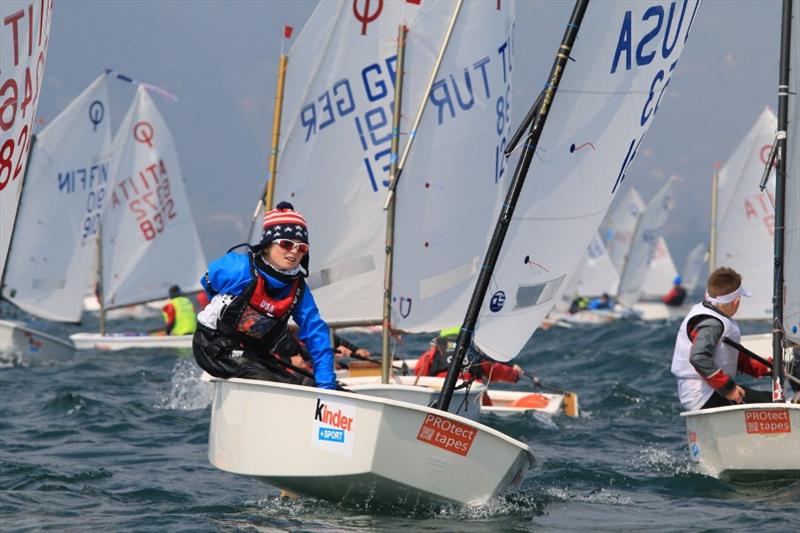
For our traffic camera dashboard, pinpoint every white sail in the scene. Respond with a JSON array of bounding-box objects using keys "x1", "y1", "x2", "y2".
[
  {"x1": 602, "y1": 186, "x2": 645, "y2": 275},
  {"x1": 784, "y1": 0, "x2": 799, "y2": 345},
  {"x1": 617, "y1": 178, "x2": 675, "y2": 306},
  {"x1": 640, "y1": 237, "x2": 679, "y2": 299},
  {"x1": 2, "y1": 74, "x2": 112, "y2": 322},
  {"x1": 0, "y1": 1, "x2": 53, "y2": 284},
  {"x1": 391, "y1": 2, "x2": 516, "y2": 332},
  {"x1": 273, "y1": 0, "x2": 477, "y2": 325},
  {"x1": 474, "y1": 0, "x2": 700, "y2": 360},
  {"x1": 574, "y1": 233, "x2": 619, "y2": 297},
  {"x1": 102, "y1": 86, "x2": 205, "y2": 308},
  {"x1": 681, "y1": 241, "x2": 707, "y2": 293},
  {"x1": 715, "y1": 107, "x2": 776, "y2": 320}
]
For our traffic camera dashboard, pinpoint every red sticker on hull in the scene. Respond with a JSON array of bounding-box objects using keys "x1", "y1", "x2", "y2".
[
  {"x1": 745, "y1": 409, "x2": 791, "y2": 434},
  {"x1": 416, "y1": 414, "x2": 477, "y2": 456}
]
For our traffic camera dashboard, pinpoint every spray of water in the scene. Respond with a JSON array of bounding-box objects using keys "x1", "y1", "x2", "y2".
[{"x1": 157, "y1": 358, "x2": 211, "y2": 410}]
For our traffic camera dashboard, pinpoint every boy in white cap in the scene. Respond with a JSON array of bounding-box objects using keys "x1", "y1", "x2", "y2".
[
  {"x1": 192, "y1": 201, "x2": 336, "y2": 390},
  {"x1": 671, "y1": 266, "x2": 772, "y2": 411}
]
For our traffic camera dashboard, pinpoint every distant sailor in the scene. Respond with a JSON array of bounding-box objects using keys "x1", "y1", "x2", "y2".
[
  {"x1": 587, "y1": 292, "x2": 613, "y2": 310},
  {"x1": 661, "y1": 275, "x2": 687, "y2": 307},
  {"x1": 670, "y1": 267, "x2": 772, "y2": 411},
  {"x1": 162, "y1": 285, "x2": 197, "y2": 336},
  {"x1": 192, "y1": 202, "x2": 336, "y2": 389},
  {"x1": 415, "y1": 327, "x2": 523, "y2": 384}
]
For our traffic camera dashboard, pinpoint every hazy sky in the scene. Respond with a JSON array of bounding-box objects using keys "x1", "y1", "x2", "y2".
[{"x1": 36, "y1": 0, "x2": 780, "y2": 269}]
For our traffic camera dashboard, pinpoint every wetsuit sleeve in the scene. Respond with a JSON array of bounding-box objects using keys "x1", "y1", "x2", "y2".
[
  {"x1": 486, "y1": 362, "x2": 520, "y2": 383},
  {"x1": 689, "y1": 317, "x2": 736, "y2": 395},
  {"x1": 204, "y1": 252, "x2": 253, "y2": 296},
  {"x1": 737, "y1": 352, "x2": 772, "y2": 377},
  {"x1": 293, "y1": 288, "x2": 336, "y2": 390},
  {"x1": 415, "y1": 346, "x2": 436, "y2": 377}
]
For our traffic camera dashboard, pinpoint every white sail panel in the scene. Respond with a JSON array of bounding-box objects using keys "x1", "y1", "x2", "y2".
[
  {"x1": 681, "y1": 241, "x2": 707, "y2": 293},
  {"x1": 474, "y1": 0, "x2": 700, "y2": 360},
  {"x1": 391, "y1": 1, "x2": 516, "y2": 332},
  {"x1": 617, "y1": 178, "x2": 675, "y2": 305},
  {"x1": 0, "y1": 1, "x2": 53, "y2": 283},
  {"x1": 639, "y1": 237, "x2": 678, "y2": 299},
  {"x1": 273, "y1": 0, "x2": 458, "y2": 324},
  {"x1": 603, "y1": 186, "x2": 645, "y2": 275},
  {"x1": 102, "y1": 86, "x2": 206, "y2": 308},
  {"x1": 575, "y1": 233, "x2": 619, "y2": 297},
  {"x1": 715, "y1": 107, "x2": 776, "y2": 320},
  {"x1": 2, "y1": 75, "x2": 112, "y2": 322}
]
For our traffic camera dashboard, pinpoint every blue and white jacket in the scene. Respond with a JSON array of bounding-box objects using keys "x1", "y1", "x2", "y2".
[{"x1": 199, "y1": 251, "x2": 336, "y2": 390}]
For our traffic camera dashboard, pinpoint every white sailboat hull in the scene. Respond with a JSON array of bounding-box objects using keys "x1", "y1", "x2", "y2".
[
  {"x1": 69, "y1": 332, "x2": 193, "y2": 351},
  {"x1": 342, "y1": 375, "x2": 576, "y2": 418},
  {"x1": 479, "y1": 389, "x2": 575, "y2": 418},
  {"x1": 208, "y1": 378, "x2": 533, "y2": 507},
  {"x1": 631, "y1": 302, "x2": 689, "y2": 321},
  {"x1": 0, "y1": 320, "x2": 75, "y2": 361},
  {"x1": 682, "y1": 403, "x2": 800, "y2": 480}
]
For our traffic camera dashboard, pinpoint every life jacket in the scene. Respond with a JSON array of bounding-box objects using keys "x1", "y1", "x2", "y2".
[
  {"x1": 168, "y1": 296, "x2": 197, "y2": 335},
  {"x1": 217, "y1": 253, "x2": 305, "y2": 350},
  {"x1": 671, "y1": 302, "x2": 741, "y2": 411},
  {"x1": 415, "y1": 335, "x2": 482, "y2": 380}
]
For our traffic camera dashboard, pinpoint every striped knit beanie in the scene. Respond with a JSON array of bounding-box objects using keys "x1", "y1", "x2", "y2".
[{"x1": 260, "y1": 201, "x2": 309, "y2": 246}]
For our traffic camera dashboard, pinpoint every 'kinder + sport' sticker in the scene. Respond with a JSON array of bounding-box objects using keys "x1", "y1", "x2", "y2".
[{"x1": 310, "y1": 398, "x2": 356, "y2": 457}]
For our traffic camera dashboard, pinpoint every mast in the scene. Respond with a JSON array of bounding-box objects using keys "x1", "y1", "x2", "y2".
[
  {"x1": 97, "y1": 220, "x2": 106, "y2": 336},
  {"x1": 436, "y1": 0, "x2": 590, "y2": 412},
  {"x1": 249, "y1": 27, "x2": 292, "y2": 239},
  {"x1": 380, "y1": 1, "x2": 462, "y2": 375},
  {"x1": 772, "y1": 0, "x2": 793, "y2": 401},
  {"x1": 709, "y1": 164, "x2": 719, "y2": 272},
  {"x1": 381, "y1": 24, "x2": 407, "y2": 384},
  {"x1": 616, "y1": 209, "x2": 643, "y2": 305}
]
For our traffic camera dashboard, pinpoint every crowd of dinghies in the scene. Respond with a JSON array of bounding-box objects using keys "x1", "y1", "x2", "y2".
[
  {"x1": 2, "y1": 0, "x2": 799, "y2": 508},
  {"x1": 1, "y1": 69, "x2": 206, "y2": 355}
]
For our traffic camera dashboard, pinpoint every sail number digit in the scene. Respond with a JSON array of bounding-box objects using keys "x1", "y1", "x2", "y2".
[
  {"x1": 609, "y1": 0, "x2": 700, "y2": 194},
  {"x1": 0, "y1": 0, "x2": 53, "y2": 192},
  {"x1": 109, "y1": 158, "x2": 177, "y2": 242}
]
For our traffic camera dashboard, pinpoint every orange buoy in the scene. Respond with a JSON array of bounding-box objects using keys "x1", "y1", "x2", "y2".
[{"x1": 509, "y1": 393, "x2": 549, "y2": 409}]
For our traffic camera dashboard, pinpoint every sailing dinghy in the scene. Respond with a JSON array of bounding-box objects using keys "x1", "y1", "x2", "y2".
[
  {"x1": 69, "y1": 85, "x2": 206, "y2": 351},
  {"x1": 207, "y1": 0, "x2": 697, "y2": 506},
  {"x1": 248, "y1": 0, "x2": 574, "y2": 415},
  {"x1": 681, "y1": 0, "x2": 800, "y2": 480},
  {"x1": 0, "y1": 2, "x2": 66, "y2": 360}
]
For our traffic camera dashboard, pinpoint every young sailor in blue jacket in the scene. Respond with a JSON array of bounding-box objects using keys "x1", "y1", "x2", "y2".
[{"x1": 192, "y1": 202, "x2": 336, "y2": 389}]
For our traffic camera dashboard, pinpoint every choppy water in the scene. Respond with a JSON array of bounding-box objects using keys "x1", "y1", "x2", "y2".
[{"x1": 1, "y1": 308, "x2": 797, "y2": 531}]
